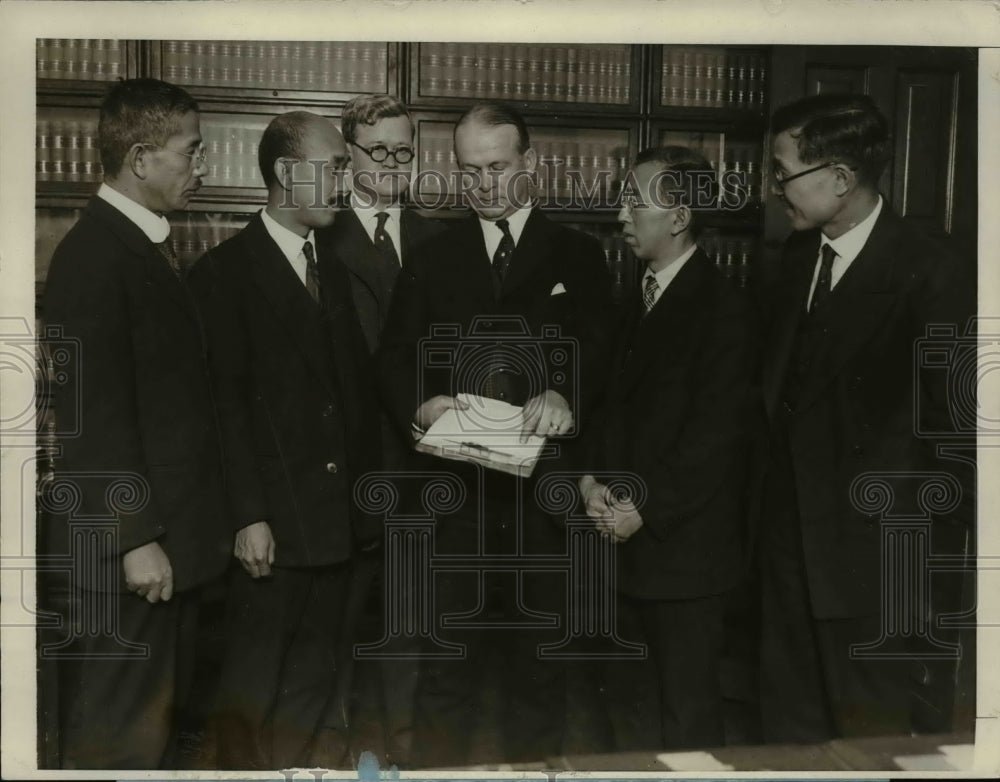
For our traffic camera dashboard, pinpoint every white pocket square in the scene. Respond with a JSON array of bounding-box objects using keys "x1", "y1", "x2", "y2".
[{"x1": 550, "y1": 282, "x2": 567, "y2": 296}]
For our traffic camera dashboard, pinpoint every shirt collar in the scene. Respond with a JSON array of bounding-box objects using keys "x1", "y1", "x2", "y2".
[
  {"x1": 822, "y1": 195, "x2": 883, "y2": 263},
  {"x1": 351, "y1": 191, "x2": 402, "y2": 224},
  {"x1": 643, "y1": 243, "x2": 699, "y2": 291},
  {"x1": 261, "y1": 207, "x2": 314, "y2": 265},
  {"x1": 97, "y1": 183, "x2": 171, "y2": 244},
  {"x1": 480, "y1": 204, "x2": 533, "y2": 246}
]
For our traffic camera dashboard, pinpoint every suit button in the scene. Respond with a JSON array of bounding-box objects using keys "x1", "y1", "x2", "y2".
[
  {"x1": 498, "y1": 391, "x2": 507, "y2": 400},
  {"x1": 323, "y1": 405, "x2": 334, "y2": 417},
  {"x1": 326, "y1": 462, "x2": 338, "y2": 474},
  {"x1": 853, "y1": 445, "x2": 864, "y2": 456}
]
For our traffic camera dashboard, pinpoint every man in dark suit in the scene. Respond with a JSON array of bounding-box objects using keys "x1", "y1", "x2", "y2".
[
  {"x1": 42, "y1": 78, "x2": 231, "y2": 768},
  {"x1": 321, "y1": 94, "x2": 444, "y2": 766},
  {"x1": 758, "y1": 93, "x2": 975, "y2": 742},
  {"x1": 379, "y1": 101, "x2": 614, "y2": 766},
  {"x1": 188, "y1": 111, "x2": 381, "y2": 769},
  {"x1": 577, "y1": 146, "x2": 757, "y2": 750}
]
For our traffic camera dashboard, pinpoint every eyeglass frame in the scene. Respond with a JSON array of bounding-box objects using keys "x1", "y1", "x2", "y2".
[
  {"x1": 139, "y1": 142, "x2": 208, "y2": 168},
  {"x1": 772, "y1": 160, "x2": 857, "y2": 189},
  {"x1": 349, "y1": 141, "x2": 415, "y2": 165},
  {"x1": 620, "y1": 192, "x2": 650, "y2": 212}
]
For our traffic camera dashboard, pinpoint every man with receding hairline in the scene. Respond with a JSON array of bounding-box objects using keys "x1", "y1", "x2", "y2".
[
  {"x1": 379, "y1": 100, "x2": 614, "y2": 767},
  {"x1": 189, "y1": 110, "x2": 381, "y2": 769},
  {"x1": 759, "y1": 93, "x2": 974, "y2": 741},
  {"x1": 43, "y1": 77, "x2": 230, "y2": 769},
  {"x1": 578, "y1": 145, "x2": 756, "y2": 751}
]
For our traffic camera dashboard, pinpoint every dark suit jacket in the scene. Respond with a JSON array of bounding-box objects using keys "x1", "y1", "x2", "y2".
[
  {"x1": 379, "y1": 209, "x2": 614, "y2": 443},
  {"x1": 587, "y1": 250, "x2": 757, "y2": 601},
  {"x1": 188, "y1": 214, "x2": 382, "y2": 566},
  {"x1": 323, "y1": 207, "x2": 445, "y2": 473},
  {"x1": 761, "y1": 204, "x2": 975, "y2": 618},
  {"x1": 324, "y1": 207, "x2": 445, "y2": 352},
  {"x1": 42, "y1": 196, "x2": 231, "y2": 593}
]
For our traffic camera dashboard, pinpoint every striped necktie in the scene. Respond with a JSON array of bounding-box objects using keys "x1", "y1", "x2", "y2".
[
  {"x1": 642, "y1": 274, "x2": 659, "y2": 314},
  {"x1": 302, "y1": 240, "x2": 321, "y2": 304}
]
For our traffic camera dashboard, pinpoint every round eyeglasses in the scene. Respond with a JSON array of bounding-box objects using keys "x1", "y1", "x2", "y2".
[
  {"x1": 350, "y1": 142, "x2": 414, "y2": 165},
  {"x1": 141, "y1": 143, "x2": 208, "y2": 168}
]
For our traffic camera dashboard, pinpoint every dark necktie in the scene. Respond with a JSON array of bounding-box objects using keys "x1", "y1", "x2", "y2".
[
  {"x1": 374, "y1": 211, "x2": 400, "y2": 268},
  {"x1": 302, "y1": 240, "x2": 321, "y2": 304},
  {"x1": 642, "y1": 274, "x2": 659, "y2": 314},
  {"x1": 810, "y1": 243, "x2": 837, "y2": 313},
  {"x1": 493, "y1": 218, "x2": 515, "y2": 283},
  {"x1": 156, "y1": 238, "x2": 183, "y2": 279}
]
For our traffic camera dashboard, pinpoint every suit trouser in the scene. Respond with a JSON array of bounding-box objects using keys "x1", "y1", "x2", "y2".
[
  {"x1": 604, "y1": 591, "x2": 728, "y2": 751},
  {"x1": 758, "y1": 429, "x2": 919, "y2": 743},
  {"x1": 411, "y1": 470, "x2": 568, "y2": 768},
  {"x1": 52, "y1": 584, "x2": 200, "y2": 769},
  {"x1": 214, "y1": 562, "x2": 351, "y2": 770}
]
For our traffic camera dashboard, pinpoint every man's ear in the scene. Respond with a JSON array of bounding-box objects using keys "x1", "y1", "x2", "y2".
[
  {"x1": 671, "y1": 205, "x2": 692, "y2": 236},
  {"x1": 523, "y1": 146, "x2": 538, "y2": 173},
  {"x1": 274, "y1": 158, "x2": 291, "y2": 190},
  {"x1": 833, "y1": 163, "x2": 856, "y2": 197},
  {"x1": 126, "y1": 143, "x2": 149, "y2": 180}
]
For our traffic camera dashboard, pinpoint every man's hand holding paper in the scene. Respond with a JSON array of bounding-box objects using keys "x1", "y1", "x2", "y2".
[{"x1": 520, "y1": 389, "x2": 574, "y2": 442}]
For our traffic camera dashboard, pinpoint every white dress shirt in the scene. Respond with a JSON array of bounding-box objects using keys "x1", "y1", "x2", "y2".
[
  {"x1": 352, "y1": 192, "x2": 402, "y2": 264},
  {"x1": 641, "y1": 243, "x2": 699, "y2": 309},
  {"x1": 808, "y1": 195, "x2": 883, "y2": 308},
  {"x1": 261, "y1": 207, "x2": 315, "y2": 287},
  {"x1": 97, "y1": 183, "x2": 170, "y2": 243},
  {"x1": 480, "y1": 205, "x2": 532, "y2": 259}
]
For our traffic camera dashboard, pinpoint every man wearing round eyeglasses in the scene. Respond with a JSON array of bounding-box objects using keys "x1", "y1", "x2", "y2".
[
  {"x1": 758, "y1": 93, "x2": 974, "y2": 744},
  {"x1": 329, "y1": 95, "x2": 444, "y2": 358},
  {"x1": 42, "y1": 78, "x2": 229, "y2": 768},
  {"x1": 320, "y1": 94, "x2": 445, "y2": 768}
]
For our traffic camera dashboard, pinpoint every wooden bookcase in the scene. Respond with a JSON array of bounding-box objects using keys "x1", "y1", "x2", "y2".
[{"x1": 35, "y1": 40, "x2": 772, "y2": 297}]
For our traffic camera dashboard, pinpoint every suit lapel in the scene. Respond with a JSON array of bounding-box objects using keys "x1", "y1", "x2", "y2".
[
  {"x1": 399, "y1": 209, "x2": 437, "y2": 265},
  {"x1": 450, "y1": 215, "x2": 500, "y2": 307},
  {"x1": 328, "y1": 209, "x2": 383, "y2": 302},
  {"x1": 243, "y1": 216, "x2": 337, "y2": 397},
  {"x1": 501, "y1": 209, "x2": 548, "y2": 298},
  {"x1": 762, "y1": 235, "x2": 816, "y2": 420},
  {"x1": 617, "y1": 250, "x2": 709, "y2": 395},
  {"x1": 794, "y1": 209, "x2": 900, "y2": 412},
  {"x1": 88, "y1": 196, "x2": 198, "y2": 322}
]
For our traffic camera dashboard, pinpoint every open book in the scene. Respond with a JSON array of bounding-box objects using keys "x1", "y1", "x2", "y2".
[{"x1": 415, "y1": 393, "x2": 547, "y2": 478}]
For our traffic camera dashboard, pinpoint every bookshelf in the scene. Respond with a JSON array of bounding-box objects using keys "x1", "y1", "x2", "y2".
[{"x1": 36, "y1": 40, "x2": 771, "y2": 295}]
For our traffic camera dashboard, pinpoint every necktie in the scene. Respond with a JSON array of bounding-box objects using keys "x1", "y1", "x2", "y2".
[
  {"x1": 642, "y1": 274, "x2": 659, "y2": 314},
  {"x1": 374, "y1": 211, "x2": 400, "y2": 268},
  {"x1": 156, "y1": 238, "x2": 183, "y2": 279},
  {"x1": 810, "y1": 243, "x2": 837, "y2": 313},
  {"x1": 493, "y1": 219, "x2": 515, "y2": 282},
  {"x1": 302, "y1": 240, "x2": 321, "y2": 305}
]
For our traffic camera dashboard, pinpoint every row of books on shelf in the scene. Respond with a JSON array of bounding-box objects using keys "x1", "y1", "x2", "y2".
[
  {"x1": 660, "y1": 47, "x2": 766, "y2": 111},
  {"x1": 36, "y1": 122, "x2": 765, "y2": 212},
  {"x1": 160, "y1": 40, "x2": 388, "y2": 93},
  {"x1": 418, "y1": 43, "x2": 631, "y2": 105},
  {"x1": 703, "y1": 232, "x2": 755, "y2": 288},
  {"x1": 36, "y1": 120, "x2": 101, "y2": 183},
  {"x1": 170, "y1": 215, "x2": 249, "y2": 268},
  {"x1": 36, "y1": 39, "x2": 125, "y2": 81}
]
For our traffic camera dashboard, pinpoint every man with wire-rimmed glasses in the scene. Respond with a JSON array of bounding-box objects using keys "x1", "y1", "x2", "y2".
[
  {"x1": 757, "y1": 92, "x2": 975, "y2": 743},
  {"x1": 42, "y1": 77, "x2": 230, "y2": 769}
]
